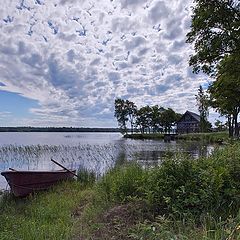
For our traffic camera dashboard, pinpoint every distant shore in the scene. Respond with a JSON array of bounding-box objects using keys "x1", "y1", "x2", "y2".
[{"x1": 0, "y1": 127, "x2": 120, "y2": 132}]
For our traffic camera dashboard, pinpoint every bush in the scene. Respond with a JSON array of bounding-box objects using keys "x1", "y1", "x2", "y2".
[{"x1": 97, "y1": 143, "x2": 240, "y2": 220}]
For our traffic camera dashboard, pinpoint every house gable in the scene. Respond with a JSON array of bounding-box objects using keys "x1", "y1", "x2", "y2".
[{"x1": 177, "y1": 111, "x2": 200, "y2": 134}]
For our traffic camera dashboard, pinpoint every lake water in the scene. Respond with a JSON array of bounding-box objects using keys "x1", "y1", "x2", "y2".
[{"x1": 0, "y1": 132, "x2": 215, "y2": 190}]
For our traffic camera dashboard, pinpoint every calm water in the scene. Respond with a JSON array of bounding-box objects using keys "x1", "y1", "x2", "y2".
[{"x1": 0, "y1": 132, "x2": 215, "y2": 189}]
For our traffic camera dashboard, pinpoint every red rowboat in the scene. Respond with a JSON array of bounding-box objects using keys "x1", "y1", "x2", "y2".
[{"x1": 1, "y1": 169, "x2": 76, "y2": 197}]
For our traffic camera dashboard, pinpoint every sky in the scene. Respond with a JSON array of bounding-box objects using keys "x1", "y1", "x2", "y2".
[{"x1": 0, "y1": 0, "x2": 220, "y2": 127}]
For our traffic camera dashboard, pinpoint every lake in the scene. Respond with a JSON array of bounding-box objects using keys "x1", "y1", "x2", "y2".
[{"x1": 0, "y1": 132, "x2": 215, "y2": 190}]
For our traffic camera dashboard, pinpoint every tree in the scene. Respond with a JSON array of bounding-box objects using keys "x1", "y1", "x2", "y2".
[
  {"x1": 150, "y1": 105, "x2": 164, "y2": 133},
  {"x1": 135, "y1": 106, "x2": 152, "y2": 134},
  {"x1": 125, "y1": 100, "x2": 137, "y2": 134},
  {"x1": 186, "y1": 0, "x2": 240, "y2": 75},
  {"x1": 208, "y1": 54, "x2": 240, "y2": 137},
  {"x1": 196, "y1": 85, "x2": 210, "y2": 132},
  {"x1": 214, "y1": 119, "x2": 226, "y2": 131},
  {"x1": 114, "y1": 98, "x2": 128, "y2": 134},
  {"x1": 160, "y1": 108, "x2": 180, "y2": 133}
]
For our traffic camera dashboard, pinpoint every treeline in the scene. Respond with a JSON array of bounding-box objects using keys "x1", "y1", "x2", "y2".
[
  {"x1": 0, "y1": 127, "x2": 120, "y2": 132},
  {"x1": 114, "y1": 98, "x2": 182, "y2": 134}
]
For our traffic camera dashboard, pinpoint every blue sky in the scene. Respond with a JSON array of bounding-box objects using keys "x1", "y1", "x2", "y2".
[{"x1": 0, "y1": 0, "x2": 220, "y2": 127}]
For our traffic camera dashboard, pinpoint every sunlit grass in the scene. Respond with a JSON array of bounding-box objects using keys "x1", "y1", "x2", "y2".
[{"x1": 0, "y1": 181, "x2": 85, "y2": 240}]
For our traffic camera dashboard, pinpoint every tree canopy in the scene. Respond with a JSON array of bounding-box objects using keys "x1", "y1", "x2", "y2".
[
  {"x1": 187, "y1": 0, "x2": 240, "y2": 137},
  {"x1": 186, "y1": 0, "x2": 240, "y2": 75},
  {"x1": 114, "y1": 99, "x2": 182, "y2": 134},
  {"x1": 208, "y1": 54, "x2": 240, "y2": 137}
]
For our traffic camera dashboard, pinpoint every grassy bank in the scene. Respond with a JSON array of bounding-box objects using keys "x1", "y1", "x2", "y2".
[
  {"x1": 1, "y1": 142, "x2": 240, "y2": 239},
  {"x1": 176, "y1": 131, "x2": 229, "y2": 143},
  {"x1": 125, "y1": 131, "x2": 229, "y2": 143}
]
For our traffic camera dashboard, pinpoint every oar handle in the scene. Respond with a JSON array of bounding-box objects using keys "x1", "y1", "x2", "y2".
[
  {"x1": 9, "y1": 168, "x2": 17, "y2": 172},
  {"x1": 51, "y1": 158, "x2": 78, "y2": 177}
]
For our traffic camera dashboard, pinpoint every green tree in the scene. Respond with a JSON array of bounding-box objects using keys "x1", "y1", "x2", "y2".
[
  {"x1": 136, "y1": 106, "x2": 152, "y2": 134},
  {"x1": 214, "y1": 119, "x2": 226, "y2": 131},
  {"x1": 196, "y1": 85, "x2": 210, "y2": 132},
  {"x1": 160, "y1": 108, "x2": 180, "y2": 133},
  {"x1": 150, "y1": 105, "x2": 164, "y2": 133},
  {"x1": 114, "y1": 98, "x2": 128, "y2": 134},
  {"x1": 186, "y1": 0, "x2": 240, "y2": 75},
  {"x1": 125, "y1": 100, "x2": 137, "y2": 134},
  {"x1": 209, "y1": 54, "x2": 240, "y2": 137}
]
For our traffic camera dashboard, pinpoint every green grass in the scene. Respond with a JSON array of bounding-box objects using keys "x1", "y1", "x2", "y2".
[
  {"x1": 176, "y1": 131, "x2": 229, "y2": 143},
  {"x1": 0, "y1": 181, "x2": 86, "y2": 240},
  {"x1": 1, "y1": 142, "x2": 240, "y2": 239}
]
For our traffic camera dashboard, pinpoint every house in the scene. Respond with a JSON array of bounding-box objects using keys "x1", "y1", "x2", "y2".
[{"x1": 177, "y1": 111, "x2": 200, "y2": 134}]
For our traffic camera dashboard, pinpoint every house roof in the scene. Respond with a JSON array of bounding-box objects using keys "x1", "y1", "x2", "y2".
[
  {"x1": 177, "y1": 111, "x2": 200, "y2": 123},
  {"x1": 187, "y1": 111, "x2": 200, "y2": 122}
]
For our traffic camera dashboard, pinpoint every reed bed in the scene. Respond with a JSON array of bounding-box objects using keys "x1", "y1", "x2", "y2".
[
  {"x1": 0, "y1": 142, "x2": 196, "y2": 175},
  {"x1": 0, "y1": 141, "x2": 216, "y2": 192}
]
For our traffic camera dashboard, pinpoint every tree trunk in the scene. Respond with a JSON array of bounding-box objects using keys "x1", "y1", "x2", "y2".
[
  {"x1": 228, "y1": 115, "x2": 234, "y2": 137},
  {"x1": 233, "y1": 110, "x2": 239, "y2": 137}
]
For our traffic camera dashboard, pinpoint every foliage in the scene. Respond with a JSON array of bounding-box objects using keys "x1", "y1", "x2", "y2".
[
  {"x1": 97, "y1": 143, "x2": 240, "y2": 219},
  {"x1": 187, "y1": 0, "x2": 240, "y2": 138},
  {"x1": 186, "y1": 0, "x2": 240, "y2": 75},
  {"x1": 114, "y1": 98, "x2": 129, "y2": 134},
  {"x1": 196, "y1": 85, "x2": 210, "y2": 132},
  {"x1": 209, "y1": 54, "x2": 240, "y2": 137},
  {"x1": 129, "y1": 213, "x2": 240, "y2": 240},
  {"x1": 214, "y1": 120, "x2": 227, "y2": 132},
  {"x1": 159, "y1": 108, "x2": 181, "y2": 133},
  {"x1": 114, "y1": 98, "x2": 182, "y2": 134},
  {"x1": 135, "y1": 105, "x2": 152, "y2": 134},
  {"x1": 126, "y1": 100, "x2": 137, "y2": 134}
]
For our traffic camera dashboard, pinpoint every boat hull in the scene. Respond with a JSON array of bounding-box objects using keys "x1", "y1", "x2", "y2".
[{"x1": 1, "y1": 170, "x2": 76, "y2": 197}]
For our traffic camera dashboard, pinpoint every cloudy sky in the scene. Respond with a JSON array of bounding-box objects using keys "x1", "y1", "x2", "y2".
[{"x1": 0, "y1": 0, "x2": 216, "y2": 127}]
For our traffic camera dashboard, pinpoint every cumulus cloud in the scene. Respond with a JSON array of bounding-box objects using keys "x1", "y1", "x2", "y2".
[{"x1": 0, "y1": 0, "x2": 212, "y2": 127}]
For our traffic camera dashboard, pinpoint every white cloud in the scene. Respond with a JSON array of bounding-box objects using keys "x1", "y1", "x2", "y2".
[{"x1": 0, "y1": 0, "x2": 213, "y2": 127}]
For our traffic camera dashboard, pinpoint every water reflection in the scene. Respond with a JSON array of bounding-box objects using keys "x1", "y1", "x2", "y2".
[{"x1": 0, "y1": 133, "x2": 217, "y2": 189}]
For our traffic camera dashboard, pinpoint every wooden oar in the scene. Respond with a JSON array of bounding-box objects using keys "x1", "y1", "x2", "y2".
[
  {"x1": 9, "y1": 168, "x2": 17, "y2": 172},
  {"x1": 51, "y1": 158, "x2": 78, "y2": 177}
]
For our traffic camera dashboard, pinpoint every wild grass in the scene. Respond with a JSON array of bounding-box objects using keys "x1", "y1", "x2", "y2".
[
  {"x1": 97, "y1": 148, "x2": 240, "y2": 219},
  {"x1": 1, "y1": 142, "x2": 239, "y2": 239},
  {"x1": 176, "y1": 131, "x2": 229, "y2": 143},
  {"x1": 0, "y1": 181, "x2": 86, "y2": 240}
]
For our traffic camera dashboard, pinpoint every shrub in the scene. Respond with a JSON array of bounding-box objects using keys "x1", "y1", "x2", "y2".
[{"x1": 97, "y1": 143, "x2": 240, "y2": 220}]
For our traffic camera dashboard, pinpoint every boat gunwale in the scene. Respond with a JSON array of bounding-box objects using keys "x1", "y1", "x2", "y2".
[{"x1": 1, "y1": 169, "x2": 76, "y2": 175}]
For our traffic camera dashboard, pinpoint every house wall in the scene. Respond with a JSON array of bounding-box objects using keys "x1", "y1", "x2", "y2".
[{"x1": 177, "y1": 113, "x2": 200, "y2": 134}]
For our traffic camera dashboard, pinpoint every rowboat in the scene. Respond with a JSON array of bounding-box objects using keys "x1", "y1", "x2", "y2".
[
  {"x1": 1, "y1": 159, "x2": 77, "y2": 197},
  {"x1": 1, "y1": 169, "x2": 76, "y2": 197}
]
